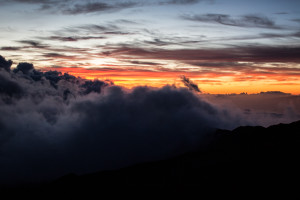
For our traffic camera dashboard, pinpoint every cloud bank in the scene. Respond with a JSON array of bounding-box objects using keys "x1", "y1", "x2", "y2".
[
  {"x1": 181, "y1": 13, "x2": 279, "y2": 29},
  {"x1": 1, "y1": 55, "x2": 299, "y2": 185},
  {"x1": 0, "y1": 55, "x2": 248, "y2": 185}
]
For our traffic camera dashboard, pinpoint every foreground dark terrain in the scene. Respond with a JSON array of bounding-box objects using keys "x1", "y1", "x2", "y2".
[{"x1": 2, "y1": 120, "x2": 300, "y2": 195}]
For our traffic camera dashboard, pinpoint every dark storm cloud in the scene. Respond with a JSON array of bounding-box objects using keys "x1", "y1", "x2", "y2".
[{"x1": 181, "y1": 13, "x2": 280, "y2": 29}]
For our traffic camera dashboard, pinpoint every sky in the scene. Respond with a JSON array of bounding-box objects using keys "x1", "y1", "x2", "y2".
[
  {"x1": 1, "y1": 57, "x2": 299, "y2": 184},
  {"x1": 0, "y1": 0, "x2": 300, "y2": 94},
  {"x1": 1, "y1": 0, "x2": 300, "y2": 185}
]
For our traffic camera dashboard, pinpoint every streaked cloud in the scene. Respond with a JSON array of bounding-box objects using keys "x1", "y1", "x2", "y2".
[
  {"x1": 181, "y1": 13, "x2": 280, "y2": 29},
  {"x1": 107, "y1": 46, "x2": 300, "y2": 63},
  {"x1": 62, "y1": 2, "x2": 138, "y2": 15},
  {"x1": 46, "y1": 36, "x2": 106, "y2": 42}
]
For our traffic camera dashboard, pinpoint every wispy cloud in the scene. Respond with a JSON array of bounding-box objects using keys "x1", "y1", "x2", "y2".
[
  {"x1": 1, "y1": 47, "x2": 22, "y2": 51},
  {"x1": 56, "y1": 24, "x2": 131, "y2": 36},
  {"x1": 107, "y1": 46, "x2": 300, "y2": 63},
  {"x1": 181, "y1": 13, "x2": 280, "y2": 29},
  {"x1": 1, "y1": 0, "x2": 213, "y2": 15},
  {"x1": 46, "y1": 36, "x2": 106, "y2": 42},
  {"x1": 62, "y1": 2, "x2": 138, "y2": 15},
  {"x1": 17, "y1": 40, "x2": 49, "y2": 49},
  {"x1": 5, "y1": 0, "x2": 62, "y2": 3},
  {"x1": 291, "y1": 19, "x2": 300, "y2": 23},
  {"x1": 161, "y1": 0, "x2": 208, "y2": 5}
]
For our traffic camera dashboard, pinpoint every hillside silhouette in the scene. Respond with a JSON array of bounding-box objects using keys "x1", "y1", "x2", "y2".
[{"x1": 3, "y1": 120, "x2": 298, "y2": 196}]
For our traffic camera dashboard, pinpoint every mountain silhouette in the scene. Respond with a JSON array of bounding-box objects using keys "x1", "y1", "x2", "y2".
[{"x1": 3, "y1": 120, "x2": 300, "y2": 196}]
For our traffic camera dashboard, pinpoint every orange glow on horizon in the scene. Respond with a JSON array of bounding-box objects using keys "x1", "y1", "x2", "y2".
[{"x1": 43, "y1": 67, "x2": 300, "y2": 95}]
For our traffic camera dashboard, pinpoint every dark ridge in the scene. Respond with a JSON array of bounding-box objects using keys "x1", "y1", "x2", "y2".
[{"x1": 2, "y1": 120, "x2": 300, "y2": 196}]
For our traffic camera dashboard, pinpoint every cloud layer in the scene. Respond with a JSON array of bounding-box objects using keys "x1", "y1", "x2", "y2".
[
  {"x1": 182, "y1": 13, "x2": 280, "y2": 29},
  {"x1": 1, "y1": 55, "x2": 300, "y2": 185},
  {"x1": 0, "y1": 55, "x2": 247, "y2": 185}
]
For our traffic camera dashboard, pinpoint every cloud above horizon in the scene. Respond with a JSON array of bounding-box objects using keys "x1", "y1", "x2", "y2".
[
  {"x1": 0, "y1": 55, "x2": 300, "y2": 185},
  {"x1": 0, "y1": 56, "x2": 247, "y2": 184},
  {"x1": 181, "y1": 13, "x2": 280, "y2": 29}
]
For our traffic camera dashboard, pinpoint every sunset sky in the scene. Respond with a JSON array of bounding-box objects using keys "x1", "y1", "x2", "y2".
[{"x1": 1, "y1": 0, "x2": 300, "y2": 94}]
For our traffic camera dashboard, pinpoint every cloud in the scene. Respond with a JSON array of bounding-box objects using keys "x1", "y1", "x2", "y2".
[
  {"x1": 43, "y1": 53, "x2": 79, "y2": 60},
  {"x1": 0, "y1": 73, "x2": 23, "y2": 100},
  {"x1": 0, "y1": 55, "x2": 248, "y2": 185},
  {"x1": 260, "y1": 32, "x2": 300, "y2": 39},
  {"x1": 1, "y1": 0, "x2": 140, "y2": 15},
  {"x1": 0, "y1": 47, "x2": 22, "y2": 51},
  {"x1": 127, "y1": 60, "x2": 161, "y2": 66},
  {"x1": 274, "y1": 12, "x2": 288, "y2": 15},
  {"x1": 181, "y1": 13, "x2": 279, "y2": 29},
  {"x1": 17, "y1": 40, "x2": 48, "y2": 49},
  {"x1": 292, "y1": 19, "x2": 300, "y2": 23},
  {"x1": 144, "y1": 38, "x2": 177, "y2": 46},
  {"x1": 180, "y1": 75, "x2": 201, "y2": 92},
  {"x1": 0, "y1": 0, "x2": 60, "y2": 4},
  {"x1": 107, "y1": 46, "x2": 300, "y2": 63},
  {"x1": 206, "y1": 92, "x2": 300, "y2": 127},
  {"x1": 0, "y1": 55, "x2": 299, "y2": 185},
  {"x1": 8, "y1": 0, "x2": 61, "y2": 3},
  {"x1": 0, "y1": 55, "x2": 13, "y2": 72},
  {"x1": 163, "y1": 0, "x2": 204, "y2": 4},
  {"x1": 61, "y1": 2, "x2": 138, "y2": 15},
  {"x1": 185, "y1": 61, "x2": 249, "y2": 68},
  {"x1": 13, "y1": 62, "x2": 34, "y2": 74},
  {"x1": 259, "y1": 91, "x2": 291, "y2": 95},
  {"x1": 47, "y1": 36, "x2": 106, "y2": 42},
  {"x1": 1, "y1": 0, "x2": 214, "y2": 15},
  {"x1": 57, "y1": 24, "x2": 130, "y2": 37},
  {"x1": 80, "y1": 79, "x2": 111, "y2": 95}
]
